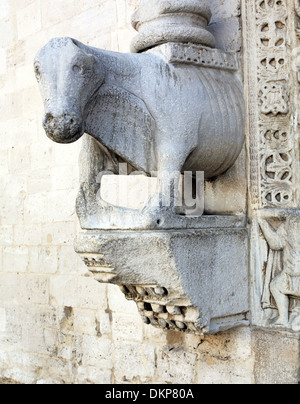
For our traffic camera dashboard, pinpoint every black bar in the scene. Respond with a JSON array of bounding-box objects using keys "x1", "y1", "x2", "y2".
[{"x1": 101, "y1": 385, "x2": 202, "y2": 399}]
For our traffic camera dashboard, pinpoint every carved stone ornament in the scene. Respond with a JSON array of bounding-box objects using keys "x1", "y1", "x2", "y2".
[
  {"x1": 35, "y1": 0, "x2": 249, "y2": 335},
  {"x1": 258, "y1": 210, "x2": 300, "y2": 332},
  {"x1": 246, "y1": 0, "x2": 299, "y2": 210}
]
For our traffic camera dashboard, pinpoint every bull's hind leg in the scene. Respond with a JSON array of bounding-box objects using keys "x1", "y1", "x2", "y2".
[
  {"x1": 143, "y1": 154, "x2": 187, "y2": 217},
  {"x1": 143, "y1": 170, "x2": 181, "y2": 214}
]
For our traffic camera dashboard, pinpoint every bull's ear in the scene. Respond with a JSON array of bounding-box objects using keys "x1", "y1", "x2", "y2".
[
  {"x1": 70, "y1": 38, "x2": 82, "y2": 49},
  {"x1": 71, "y1": 38, "x2": 92, "y2": 56}
]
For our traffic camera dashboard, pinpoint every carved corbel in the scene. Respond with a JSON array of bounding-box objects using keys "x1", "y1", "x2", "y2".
[{"x1": 35, "y1": 0, "x2": 249, "y2": 335}]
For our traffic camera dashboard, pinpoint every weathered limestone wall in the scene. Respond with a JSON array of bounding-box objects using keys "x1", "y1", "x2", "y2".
[{"x1": 1, "y1": 0, "x2": 294, "y2": 385}]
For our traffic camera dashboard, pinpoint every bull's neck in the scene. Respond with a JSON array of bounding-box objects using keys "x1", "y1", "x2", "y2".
[
  {"x1": 84, "y1": 44, "x2": 142, "y2": 89},
  {"x1": 89, "y1": 50, "x2": 157, "y2": 118}
]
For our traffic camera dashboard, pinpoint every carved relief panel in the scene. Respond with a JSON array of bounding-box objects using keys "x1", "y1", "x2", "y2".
[{"x1": 258, "y1": 211, "x2": 300, "y2": 332}]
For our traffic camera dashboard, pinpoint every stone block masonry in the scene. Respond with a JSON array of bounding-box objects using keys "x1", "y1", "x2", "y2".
[{"x1": 0, "y1": 0, "x2": 297, "y2": 385}]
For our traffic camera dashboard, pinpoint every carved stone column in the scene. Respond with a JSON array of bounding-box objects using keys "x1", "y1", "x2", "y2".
[{"x1": 130, "y1": 0, "x2": 216, "y2": 52}]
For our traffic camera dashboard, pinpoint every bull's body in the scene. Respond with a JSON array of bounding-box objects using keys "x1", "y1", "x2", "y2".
[
  {"x1": 85, "y1": 50, "x2": 245, "y2": 178},
  {"x1": 35, "y1": 37, "x2": 245, "y2": 228}
]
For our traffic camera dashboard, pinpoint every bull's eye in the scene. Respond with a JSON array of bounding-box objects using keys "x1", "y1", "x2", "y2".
[{"x1": 73, "y1": 65, "x2": 83, "y2": 74}]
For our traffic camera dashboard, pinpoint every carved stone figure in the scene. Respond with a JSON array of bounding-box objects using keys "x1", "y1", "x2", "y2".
[
  {"x1": 34, "y1": 4, "x2": 245, "y2": 230},
  {"x1": 259, "y1": 210, "x2": 300, "y2": 331}
]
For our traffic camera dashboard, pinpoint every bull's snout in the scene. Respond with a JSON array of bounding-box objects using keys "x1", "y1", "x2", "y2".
[{"x1": 43, "y1": 111, "x2": 83, "y2": 144}]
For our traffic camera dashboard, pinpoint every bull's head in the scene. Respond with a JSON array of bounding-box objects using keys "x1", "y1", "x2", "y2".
[{"x1": 34, "y1": 37, "x2": 105, "y2": 144}]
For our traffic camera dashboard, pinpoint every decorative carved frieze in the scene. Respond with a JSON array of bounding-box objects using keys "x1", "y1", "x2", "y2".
[
  {"x1": 260, "y1": 125, "x2": 294, "y2": 207},
  {"x1": 259, "y1": 82, "x2": 289, "y2": 115},
  {"x1": 257, "y1": 0, "x2": 295, "y2": 208},
  {"x1": 246, "y1": 0, "x2": 297, "y2": 210},
  {"x1": 150, "y1": 43, "x2": 239, "y2": 72},
  {"x1": 295, "y1": 0, "x2": 300, "y2": 126}
]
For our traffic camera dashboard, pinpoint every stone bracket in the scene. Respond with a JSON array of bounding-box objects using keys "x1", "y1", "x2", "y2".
[{"x1": 75, "y1": 224, "x2": 250, "y2": 335}]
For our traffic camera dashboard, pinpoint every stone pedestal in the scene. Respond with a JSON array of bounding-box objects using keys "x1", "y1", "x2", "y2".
[{"x1": 75, "y1": 222, "x2": 249, "y2": 335}]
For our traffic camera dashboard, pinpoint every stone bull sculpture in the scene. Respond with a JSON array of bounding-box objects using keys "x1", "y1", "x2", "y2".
[{"x1": 34, "y1": 37, "x2": 245, "y2": 230}]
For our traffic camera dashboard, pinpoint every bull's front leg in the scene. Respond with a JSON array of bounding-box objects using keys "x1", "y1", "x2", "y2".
[
  {"x1": 76, "y1": 135, "x2": 167, "y2": 230},
  {"x1": 76, "y1": 135, "x2": 119, "y2": 228}
]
